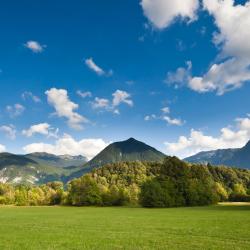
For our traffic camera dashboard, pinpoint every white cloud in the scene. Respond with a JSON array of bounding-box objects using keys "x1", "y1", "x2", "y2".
[
  {"x1": 166, "y1": 61, "x2": 192, "y2": 87},
  {"x1": 24, "y1": 41, "x2": 46, "y2": 53},
  {"x1": 168, "y1": 58, "x2": 250, "y2": 95},
  {"x1": 189, "y1": 0, "x2": 250, "y2": 95},
  {"x1": 113, "y1": 109, "x2": 120, "y2": 115},
  {"x1": 162, "y1": 116, "x2": 184, "y2": 126},
  {"x1": 112, "y1": 90, "x2": 133, "y2": 107},
  {"x1": 22, "y1": 91, "x2": 41, "y2": 103},
  {"x1": 204, "y1": 0, "x2": 250, "y2": 59},
  {"x1": 77, "y1": 90, "x2": 92, "y2": 98},
  {"x1": 23, "y1": 134, "x2": 109, "y2": 160},
  {"x1": 0, "y1": 125, "x2": 16, "y2": 140},
  {"x1": 165, "y1": 116, "x2": 250, "y2": 158},
  {"x1": 6, "y1": 104, "x2": 25, "y2": 118},
  {"x1": 165, "y1": 1, "x2": 250, "y2": 95},
  {"x1": 92, "y1": 97, "x2": 110, "y2": 109},
  {"x1": 145, "y1": 107, "x2": 184, "y2": 126},
  {"x1": 85, "y1": 58, "x2": 113, "y2": 76},
  {"x1": 0, "y1": 144, "x2": 6, "y2": 152},
  {"x1": 22, "y1": 123, "x2": 58, "y2": 138},
  {"x1": 140, "y1": 0, "x2": 199, "y2": 29},
  {"x1": 91, "y1": 90, "x2": 133, "y2": 114},
  {"x1": 45, "y1": 88, "x2": 88, "y2": 130},
  {"x1": 189, "y1": 55, "x2": 250, "y2": 95},
  {"x1": 144, "y1": 114, "x2": 157, "y2": 121},
  {"x1": 161, "y1": 107, "x2": 170, "y2": 114}
]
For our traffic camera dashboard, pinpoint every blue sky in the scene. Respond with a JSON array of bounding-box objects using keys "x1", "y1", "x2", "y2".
[{"x1": 0, "y1": 0, "x2": 250, "y2": 159}]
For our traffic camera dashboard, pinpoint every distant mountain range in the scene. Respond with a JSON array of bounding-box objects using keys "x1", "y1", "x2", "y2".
[
  {"x1": 2, "y1": 137, "x2": 250, "y2": 185},
  {"x1": 184, "y1": 141, "x2": 250, "y2": 169},
  {"x1": 0, "y1": 153, "x2": 86, "y2": 184},
  {"x1": 26, "y1": 153, "x2": 87, "y2": 168},
  {"x1": 0, "y1": 138, "x2": 166, "y2": 184}
]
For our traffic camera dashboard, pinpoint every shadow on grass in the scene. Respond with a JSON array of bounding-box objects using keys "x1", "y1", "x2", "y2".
[{"x1": 209, "y1": 203, "x2": 250, "y2": 211}]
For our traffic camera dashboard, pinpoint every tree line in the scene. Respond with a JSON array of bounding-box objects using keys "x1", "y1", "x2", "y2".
[{"x1": 0, "y1": 157, "x2": 250, "y2": 207}]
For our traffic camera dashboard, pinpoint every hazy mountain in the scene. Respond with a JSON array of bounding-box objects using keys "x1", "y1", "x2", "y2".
[
  {"x1": 0, "y1": 153, "x2": 36, "y2": 169},
  {"x1": 0, "y1": 152, "x2": 86, "y2": 184},
  {"x1": 184, "y1": 140, "x2": 250, "y2": 169},
  {"x1": 26, "y1": 153, "x2": 87, "y2": 168}
]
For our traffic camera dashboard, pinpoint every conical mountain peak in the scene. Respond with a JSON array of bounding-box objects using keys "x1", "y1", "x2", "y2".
[{"x1": 86, "y1": 138, "x2": 166, "y2": 168}]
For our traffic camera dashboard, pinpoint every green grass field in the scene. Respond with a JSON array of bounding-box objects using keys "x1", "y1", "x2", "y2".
[{"x1": 0, "y1": 204, "x2": 250, "y2": 250}]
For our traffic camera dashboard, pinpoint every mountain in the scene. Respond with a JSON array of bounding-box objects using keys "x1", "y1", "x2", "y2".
[
  {"x1": 87, "y1": 138, "x2": 166, "y2": 167},
  {"x1": 0, "y1": 152, "x2": 86, "y2": 184},
  {"x1": 25, "y1": 153, "x2": 87, "y2": 168},
  {"x1": 0, "y1": 138, "x2": 166, "y2": 184},
  {"x1": 68, "y1": 138, "x2": 166, "y2": 179},
  {"x1": 0, "y1": 153, "x2": 37, "y2": 168},
  {"x1": 184, "y1": 140, "x2": 250, "y2": 169}
]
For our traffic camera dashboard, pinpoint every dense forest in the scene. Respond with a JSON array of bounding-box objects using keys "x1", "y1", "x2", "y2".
[{"x1": 0, "y1": 157, "x2": 250, "y2": 207}]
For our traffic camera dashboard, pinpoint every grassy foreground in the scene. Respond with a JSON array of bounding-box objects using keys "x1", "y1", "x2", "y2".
[{"x1": 0, "y1": 205, "x2": 250, "y2": 250}]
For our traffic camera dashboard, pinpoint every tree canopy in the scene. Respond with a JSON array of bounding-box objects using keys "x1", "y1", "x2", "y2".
[{"x1": 0, "y1": 157, "x2": 250, "y2": 207}]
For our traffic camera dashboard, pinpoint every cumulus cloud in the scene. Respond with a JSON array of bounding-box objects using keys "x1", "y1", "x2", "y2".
[
  {"x1": 85, "y1": 58, "x2": 113, "y2": 76},
  {"x1": 166, "y1": 0, "x2": 250, "y2": 95},
  {"x1": 22, "y1": 123, "x2": 58, "y2": 138},
  {"x1": 145, "y1": 107, "x2": 184, "y2": 126},
  {"x1": 166, "y1": 61, "x2": 192, "y2": 88},
  {"x1": 162, "y1": 116, "x2": 184, "y2": 126},
  {"x1": 189, "y1": 0, "x2": 250, "y2": 95},
  {"x1": 112, "y1": 90, "x2": 133, "y2": 107},
  {"x1": 91, "y1": 90, "x2": 133, "y2": 114},
  {"x1": 23, "y1": 134, "x2": 109, "y2": 160},
  {"x1": 0, "y1": 144, "x2": 6, "y2": 152},
  {"x1": 0, "y1": 125, "x2": 16, "y2": 140},
  {"x1": 45, "y1": 88, "x2": 88, "y2": 130},
  {"x1": 92, "y1": 97, "x2": 110, "y2": 109},
  {"x1": 165, "y1": 116, "x2": 250, "y2": 158},
  {"x1": 22, "y1": 91, "x2": 41, "y2": 103},
  {"x1": 165, "y1": 1, "x2": 250, "y2": 95},
  {"x1": 24, "y1": 40, "x2": 46, "y2": 53},
  {"x1": 77, "y1": 90, "x2": 92, "y2": 98},
  {"x1": 6, "y1": 104, "x2": 25, "y2": 118},
  {"x1": 140, "y1": 0, "x2": 199, "y2": 29}
]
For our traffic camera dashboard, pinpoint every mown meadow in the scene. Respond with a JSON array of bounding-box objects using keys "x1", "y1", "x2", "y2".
[{"x1": 0, "y1": 204, "x2": 250, "y2": 250}]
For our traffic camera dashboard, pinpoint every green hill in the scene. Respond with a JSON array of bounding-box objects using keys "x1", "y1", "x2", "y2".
[{"x1": 87, "y1": 137, "x2": 165, "y2": 167}]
